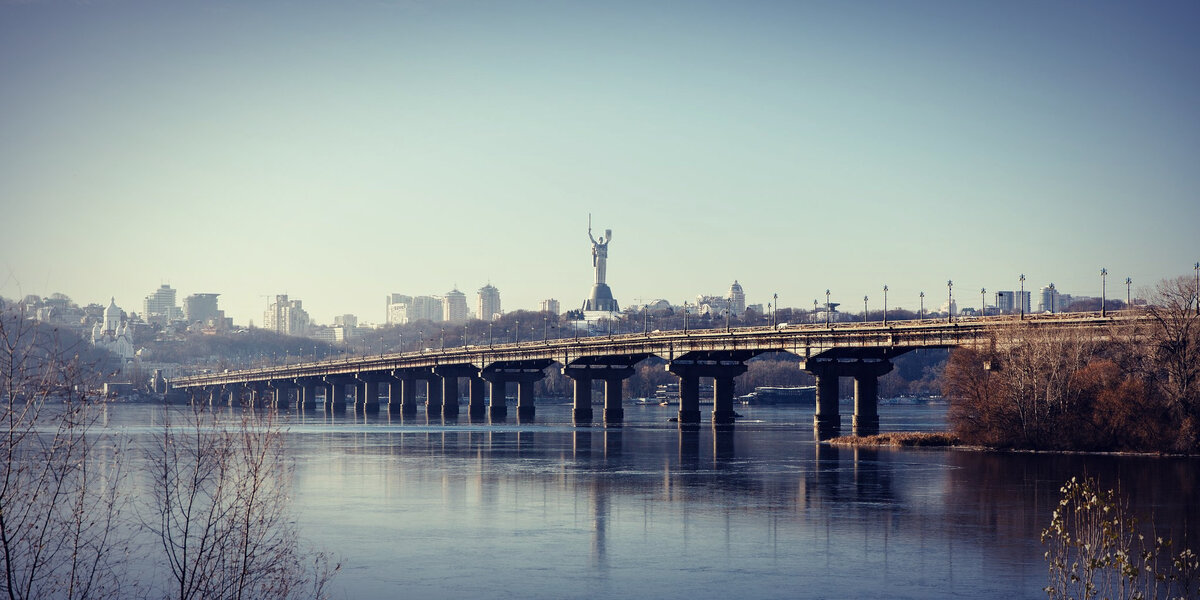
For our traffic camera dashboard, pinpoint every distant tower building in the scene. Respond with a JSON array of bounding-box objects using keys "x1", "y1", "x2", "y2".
[
  {"x1": 1039, "y1": 285, "x2": 1059, "y2": 313},
  {"x1": 142, "y1": 284, "x2": 183, "y2": 326},
  {"x1": 386, "y1": 294, "x2": 413, "y2": 325},
  {"x1": 728, "y1": 281, "x2": 746, "y2": 316},
  {"x1": 410, "y1": 296, "x2": 444, "y2": 322},
  {"x1": 477, "y1": 284, "x2": 501, "y2": 321},
  {"x1": 443, "y1": 288, "x2": 470, "y2": 323},
  {"x1": 582, "y1": 217, "x2": 619, "y2": 313},
  {"x1": 541, "y1": 298, "x2": 561, "y2": 314},
  {"x1": 183, "y1": 293, "x2": 220, "y2": 324},
  {"x1": 262, "y1": 294, "x2": 310, "y2": 336}
]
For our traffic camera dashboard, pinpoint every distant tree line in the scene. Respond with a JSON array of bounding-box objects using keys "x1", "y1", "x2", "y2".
[{"x1": 944, "y1": 275, "x2": 1200, "y2": 452}]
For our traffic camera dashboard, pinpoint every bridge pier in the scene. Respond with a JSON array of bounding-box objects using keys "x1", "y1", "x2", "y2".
[
  {"x1": 482, "y1": 360, "x2": 551, "y2": 422},
  {"x1": 434, "y1": 365, "x2": 477, "y2": 419},
  {"x1": 467, "y1": 374, "x2": 487, "y2": 420},
  {"x1": 668, "y1": 356, "x2": 750, "y2": 426},
  {"x1": 487, "y1": 381, "x2": 508, "y2": 420},
  {"x1": 298, "y1": 381, "x2": 318, "y2": 411},
  {"x1": 801, "y1": 356, "x2": 895, "y2": 439},
  {"x1": 571, "y1": 377, "x2": 593, "y2": 423},
  {"x1": 358, "y1": 378, "x2": 381, "y2": 414},
  {"x1": 324, "y1": 377, "x2": 350, "y2": 413},
  {"x1": 209, "y1": 387, "x2": 221, "y2": 406},
  {"x1": 424, "y1": 376, "x2": 443, "y2": 417}
]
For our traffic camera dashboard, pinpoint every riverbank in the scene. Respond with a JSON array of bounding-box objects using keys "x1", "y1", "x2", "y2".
[{"x1": 826, "y1": 432, "x2": 959, "y2": 447}]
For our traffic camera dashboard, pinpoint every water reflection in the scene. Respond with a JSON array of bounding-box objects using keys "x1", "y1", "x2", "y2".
[{"x1": 108, "y1": 404, "x2": 1198, "y2": 600}]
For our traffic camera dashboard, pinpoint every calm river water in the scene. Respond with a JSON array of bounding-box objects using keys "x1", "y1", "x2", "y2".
[{"x1": 109, "y1": 400, "x2": 1198, "y2": 600}]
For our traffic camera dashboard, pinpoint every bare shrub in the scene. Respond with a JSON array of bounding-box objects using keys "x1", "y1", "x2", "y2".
[
  {"x1": 0, "y1": 307, "x2": 129, "y2": 600},
  {"x1": 145, "y1": 406, "x2": 338, "y2": 600},
  {"x1": 1043, "y1": 476, "x2": 1198, "y2": 599}
]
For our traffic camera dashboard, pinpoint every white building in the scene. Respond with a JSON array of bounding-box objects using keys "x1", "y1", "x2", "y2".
[
  {"x1": 386, "y1": 294, "x2": 413, "y2": 325},
  {"x1": 91, "y1": 297, "x2": 135, "y2": 360},
  {"x1": 540, "y1": 298, "x2": 561, "y2": 315},
  {"x1": 477, "y1": 284, "x2": 501, "y2": 321},
  {"x1": 443, "y1": 288, "x2": 470, "y2": 323},
  {"x1": 728, "y1": 281, "x2": 746, "y2": 316},
  {"x1": 142, "y1": 284, "x2": 183, "y2": 326},
  {"x1": 262, "y1": 295, "x2": 310, "y2": 336}
]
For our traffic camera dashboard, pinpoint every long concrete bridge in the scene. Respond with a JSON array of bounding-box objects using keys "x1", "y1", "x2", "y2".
[{"x1": 170, "y1": 312, "x2": 1141, "y2": 437}]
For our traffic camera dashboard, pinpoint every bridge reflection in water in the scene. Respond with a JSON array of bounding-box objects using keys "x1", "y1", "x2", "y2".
[
  {"x1": 258, "y1": 402, "x2": 1196, "y2": 600},
  {"x1": 172, "y1": 312, "x2": 1142, "y2": 439}
]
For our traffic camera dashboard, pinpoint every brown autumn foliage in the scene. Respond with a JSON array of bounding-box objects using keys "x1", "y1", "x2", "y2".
[{"x1": 945, "y1": 275, "x2": 1200, "y2": 452}]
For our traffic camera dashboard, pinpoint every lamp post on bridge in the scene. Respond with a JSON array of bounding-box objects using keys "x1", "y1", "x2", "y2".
[
  {"x1": 1126, "y1": 277, "x2": 1132, "y2": 309},
  {"x1": 1019, "y1": 274, "x2": 1026, "y2": 320},
  {"x1": 515, "y1": 320, "x2": 520, "y2": 343},
  {"x1": 947, "y1": 280, "x2": 954, "y2": 323},
  {"x1": 980, "y1": 288, "x2": 986, "y2": 317},
  {"x1": 684, "y1": 302, "x2": 690, "y2": 333},
  {"x1": 863, "y1": 295, "x2": 868, "y2": 322},
  {"x1": 883, "y1": 285, "x2": 888, "y2": 325},
  {"x1": 418, "y1": 330, "x2": 424, "y2": 353},
  {"x1": 1049, "y1": 283, "x2": 1056, "y2": 314},
  {"x1": 919, "y1": 291, "x2": 925, "y2": 320},
  {"x1": 489, "y1": 323, "x2": 494, "y2": 347},
  {"x1": 1101, "y1": 268, "x2": 1108, "y2": 317},
  {"x1": 825, "y1": 290, "x2": 831, "y2": 326},
  {"x1": 773, "y1": 293, "x2": 778, "y2": 329},
  {"x1": 379, "y1": 336, "x2": 383, "y2": 358},
  {"x1": 546, "y1": 316, "x2": 551, "y2": 342},
  {"x1": 440, "y1": 327, "x2": 445, "y2": 350}
]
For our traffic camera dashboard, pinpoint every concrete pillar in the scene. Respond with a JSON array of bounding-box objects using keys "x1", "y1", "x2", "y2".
[
  {"x1": 712, "y1": 375, "x2": 737, "y2": 425},
  {"x1": 360, "y1": 380, "x2": 380, "y2": 414},
  {"x1": 442, "y1": 376, "x2": 460, "y2": 418},
  {"x1": 517, "y1": 380, "x2": 535, "y2": 420},
  {"x1": 812, "y1": 368, "x2": 840, "y2": 439},
  {"x1": 468, "y1": 375, "x2": 487, "y2": 419},
  {"x1": 489, "y1": 381, "x2": 507, "y2": 419},
  {"x1": 401, "y1": 379, "x2": 418, "y2": 416},
  {"x1": 851, "y1": 360, "x2": 892, "y2": 436},
  {"x1": 209, "y1": 387, "x2": 220, "y2": 406},
  {"x1": 329, "y1": 383, "x2": 348, "y2": 413},
  {"x1": 603, "y1": 378, "x2": 624, "y2": 423},
  {"x1": 678, "y1": 375, "x2": 700, "y2": 424},
  {"x1": 387, "y1": 380, "x2": 404, "y2": 415},
  {"x1": 425, "y1": 377, "x2": 443, "y2": 415},
  {"x1": 300, "y1": 384, "x2": 317, "y2": 411},
  {"x1": 572, "y1": 377, "x2": 594, "y2": 423}
]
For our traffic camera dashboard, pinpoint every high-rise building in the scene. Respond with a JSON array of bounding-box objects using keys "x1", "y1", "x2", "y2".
[
  {"x1": 183, "y1": 293, "x2": 220, "y2": 324},
  {"x1": 410, "y1": 296, "x2": 444, "y2": 322},
  {"x1": 386, "y1": 294, "x2": 413, "y2": 325},
  {"x1": 477, "y1": 284, "x2": 501, "y2": 321},
  {"x1": 263, "y1": 294, "x2": 310, "y2": 336},
  {"x1": 1039, "y1": 285, "x2": 1059, "y2": 313},
  {"x1": 143, "y1": 284, "x2": 183, "y2": 326},
  {"x1": 443, "y1": 288, "x2": 470, "y2": 323},
  {"x1": 995, "y1": 291, "x2": 1032, "y2": 315},
  {"x1": 540, "y1": 298, "x2": 561, "y2": 314},
  {"x1": 728, "y1": 281, "x2": 746, "y2": 316}
]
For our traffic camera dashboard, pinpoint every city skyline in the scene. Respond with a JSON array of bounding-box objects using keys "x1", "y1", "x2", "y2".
[{"x1": 2, "y1": 2, "x2": 1197, "y2": 326}]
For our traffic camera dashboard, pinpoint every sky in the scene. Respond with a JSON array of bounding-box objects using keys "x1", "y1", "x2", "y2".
[{"x1": 2, "y1": 0, "x2": 1198, "y2": 326}]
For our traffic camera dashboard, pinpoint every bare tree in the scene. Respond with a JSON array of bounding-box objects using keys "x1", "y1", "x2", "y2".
[
  {"x1": 1143, "y1": 276, "x2": 1200, "y2": 450},
  {"x1": 0, "y1": 306, "x2": 129, "y2": 600},
  {"x1": 145, "y1": 405, "x2": 338, "y2": 600}
]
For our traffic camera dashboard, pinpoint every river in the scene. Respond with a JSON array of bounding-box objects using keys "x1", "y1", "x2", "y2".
[{"x1": 106, "y1": 400, "x2": 1198, "y2": 599}]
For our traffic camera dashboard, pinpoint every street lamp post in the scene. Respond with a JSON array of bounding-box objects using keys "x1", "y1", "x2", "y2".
[
  {"x1": 882, "y1": 285, "x2": 888, "y2": 326},
  {"x1": 515, "y1": 320, "x2": 520, "y2": 343},
  {"x1": 919, "y1": 292, "x2": 925, "y2": 319},
  {"x1": 773, "y1": 293, "x2": 778, "y2": 329},
  {"x1": 1049, "y1": 283, "x2": 1056, "y2": 314},
  {"x1": 1100, "y1": 268, "x2": 1108, "y2": 317},
  {"x1": 947, "y1": 280, "x2": 954, "y2": 323},
  {"x1": 440, "y1": 327, "x2": 445, "y2": 350},
  {"x1": 545, "y1": 317, "x2": 550, "y2": 342},
  {"x1": 1126, "y1": 277, "x2": 1132, "y2": 309},
  {"x1": 863, "y1": 295, "x2": 869, "y2": 322},
  {"x1": 725, "y1": 307, "x2": 731, "y2": 333},
  {"x1": 980, "y1": 288, "x2": 986, "y2": 317},
  {"x1": 1019, "y1": 274, "x2": 1026, "y2": 320},
  {"x1": 825, "y1": 290, "x2": 831, "y2": 326},
  {"x1": 380, "y1": 336, "x2": 383, "y2": 358},
  {"x1": 489, "y1": 323, "x2": 494, "y2": 347},
  {"x1": 684, "y1": 302, "x2": 690, "y2": 333}
]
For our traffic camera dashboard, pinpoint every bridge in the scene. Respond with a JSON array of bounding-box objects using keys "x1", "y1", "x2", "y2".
[{"x1": 170, "y1": 312, "x2": 1141, "y2": 437}]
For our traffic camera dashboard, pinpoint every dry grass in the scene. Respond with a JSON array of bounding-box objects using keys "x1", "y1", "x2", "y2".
[{"x1": 826, "y1": 432, "x2": 960, "y2": 447}]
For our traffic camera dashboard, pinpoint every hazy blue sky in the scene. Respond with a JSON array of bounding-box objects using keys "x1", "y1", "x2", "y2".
[{"x1": 2, "y1": 1, "x2": 1197, "y2": 325}]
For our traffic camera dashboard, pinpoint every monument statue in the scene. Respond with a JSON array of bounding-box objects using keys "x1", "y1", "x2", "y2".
[{"x1": 582, "y1": 215, "x2": 619, "y2": 312}]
